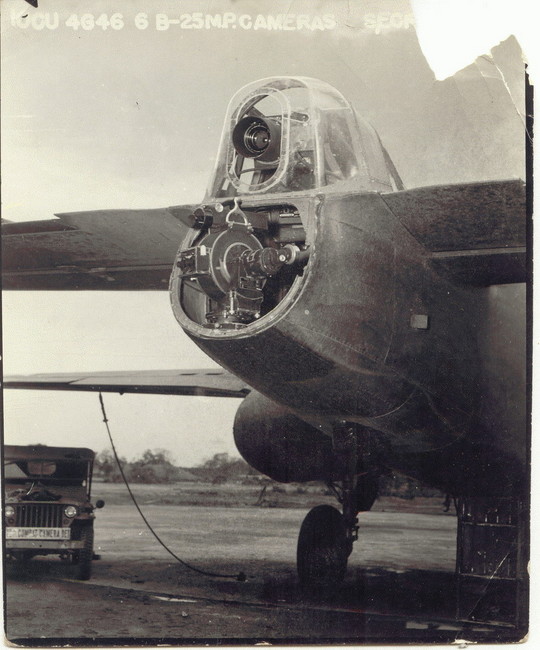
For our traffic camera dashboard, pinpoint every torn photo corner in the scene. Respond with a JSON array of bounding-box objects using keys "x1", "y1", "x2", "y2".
[{"x1": 2, "y1": 0, "x2": 533, "y2": 646}]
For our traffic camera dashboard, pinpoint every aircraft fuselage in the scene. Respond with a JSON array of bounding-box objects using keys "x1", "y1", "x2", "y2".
[{"x1": 170, "y1": 189, "x2": 526, "y2": 497}]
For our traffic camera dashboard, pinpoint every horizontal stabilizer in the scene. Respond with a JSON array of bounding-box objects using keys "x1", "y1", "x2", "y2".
[
  {"x1": 429, "y1": 247, "x2": 526, "y2": 286},
  {"x1": 2, "y1": 181, "x2": 527, "y2": 289},
  {"x1": 381, "y1": 179, "x2": 527, "y2": 285},
  {"x1": 3, "y1": 369, "x2": 250, "y2": 398},
  {"x1": 2, "y1": 206, "x2": 195, "y2": 290}
]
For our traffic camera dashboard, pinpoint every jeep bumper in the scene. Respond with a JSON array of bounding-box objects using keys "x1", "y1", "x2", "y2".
[{"x1": 6, "y1": 540, "x2": 85, "y2": 550}]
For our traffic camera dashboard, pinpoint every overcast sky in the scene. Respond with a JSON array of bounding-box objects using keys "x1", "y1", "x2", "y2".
[{"x1": 1, "y1": 0, "x2": 532, "y2": 465}]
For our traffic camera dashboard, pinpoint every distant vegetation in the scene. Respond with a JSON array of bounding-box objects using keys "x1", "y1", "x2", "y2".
[
  {"x1": 95, "y1": 448, "x2": 198, "y2": 484},
  {"x1": 94, "y1": 449, "x2": 444, "y2": 499},
  {"x1": 193, "y1": 452, "x2": 258, "y2": 484}
]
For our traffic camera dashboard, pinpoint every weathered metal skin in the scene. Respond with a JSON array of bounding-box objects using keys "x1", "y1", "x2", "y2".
[
  {"x1": 171, "y1": 190, "x2": 492, "y2": 461},
  {"x1": 233, "y1": 390, "x2": 338, "y2": 483},
  {"x1": 233, "y1": 390, "x2": 382, "y2": 509},
  {"x1": 232, "y1": 390, "x2": 523, "y2": 497},
  {"x1": 167, "y1": 77, "x2": 526, "y2": 499}
]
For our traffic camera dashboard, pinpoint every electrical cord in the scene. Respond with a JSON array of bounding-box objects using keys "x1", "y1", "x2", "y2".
[{"x1": 98, "y1": 392, "x2": 246, "y2": 581}]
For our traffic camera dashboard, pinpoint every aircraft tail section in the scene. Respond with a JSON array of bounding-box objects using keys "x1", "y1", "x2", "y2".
[
  {"x1": 381, "y1": 179, "x2": 527, "y2": 285},
  {"x1": 1, "y1": 207, "x2": 194, "y2": 290}
]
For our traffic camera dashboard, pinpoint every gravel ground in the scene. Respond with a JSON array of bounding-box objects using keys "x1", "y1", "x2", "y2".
[{"x1": 4, "y1": 496, "x2": 522, "y2": 645}]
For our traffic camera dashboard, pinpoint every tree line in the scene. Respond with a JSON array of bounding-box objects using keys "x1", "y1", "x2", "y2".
[
  {"x1": 94, "y1": 448, "x2": 442, "y2": 498},
  {"x1": 94, "y1": 449, "x2": 255, "y2": 484}
]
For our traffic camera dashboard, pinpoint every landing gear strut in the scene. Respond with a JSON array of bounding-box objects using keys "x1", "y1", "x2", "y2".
[{"x1": 297, "y1": 423, "x2": 376, "y2": 587}]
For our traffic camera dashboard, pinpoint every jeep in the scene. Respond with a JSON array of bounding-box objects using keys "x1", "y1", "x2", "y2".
[{"x1": 4, "y1": 444, "x2": 104, "y2": 580}]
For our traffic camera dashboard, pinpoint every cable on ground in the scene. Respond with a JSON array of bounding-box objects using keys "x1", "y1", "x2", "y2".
[{"x1": 98, "y1": 392, "x2": 246, "y2": 581}]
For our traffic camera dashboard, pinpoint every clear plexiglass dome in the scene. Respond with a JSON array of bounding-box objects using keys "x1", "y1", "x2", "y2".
[{"x1": 206, "y1": 76, "x2": 395, "y2": 199}]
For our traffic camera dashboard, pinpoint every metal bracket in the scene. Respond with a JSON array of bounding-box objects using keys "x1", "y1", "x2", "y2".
[{"x1": 225, "y1": 198, "x2": 251, "y2": 230}]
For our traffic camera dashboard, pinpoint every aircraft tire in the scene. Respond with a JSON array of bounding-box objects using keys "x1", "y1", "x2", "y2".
[
  {"x1": 297, "y1": 505, "x2": 348, "y2": 587},
  {"x1": 77, "y1": 525, "x2": 94, "y2": 581}
]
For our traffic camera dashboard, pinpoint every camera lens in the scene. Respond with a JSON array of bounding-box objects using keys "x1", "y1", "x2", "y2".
[
  {"x1": 244, "y1": 123, "x2": 270, "y2": 154},
  {"x1": 232, "y1": 115, "x2": 281, "y2": 163}
]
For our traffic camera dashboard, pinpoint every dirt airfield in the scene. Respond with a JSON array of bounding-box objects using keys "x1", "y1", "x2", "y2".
[{"x1": 4, "y1": 483, "x2": 514, "y2": 645}]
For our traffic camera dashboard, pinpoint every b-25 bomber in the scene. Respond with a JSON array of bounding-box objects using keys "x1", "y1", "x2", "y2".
[{"x1": 3, "y1": 76, "x2": 527, "y2": 604}]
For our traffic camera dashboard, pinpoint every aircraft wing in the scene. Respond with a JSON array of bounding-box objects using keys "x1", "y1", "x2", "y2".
[
  {"x1": 1, "y1": 205, "x2": 195, "y2": 290},
  {"x1": 381, "y1": 179, "x2": 527, "y2": 285},
  {"x1": 3, "y1": 369, "x2": 250, "y2": 398},
  {"x1": 2, "y1": 180, "x2": 526, "y2": 290}
]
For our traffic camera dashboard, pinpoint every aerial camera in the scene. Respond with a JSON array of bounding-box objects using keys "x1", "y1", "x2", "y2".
[{"x1": 232, "y1": 115, "x2": 281, "y2": 163}]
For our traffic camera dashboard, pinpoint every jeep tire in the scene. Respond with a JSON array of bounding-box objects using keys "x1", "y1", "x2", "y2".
[{"x1": 77, "y1": 525, "x2": 94, "y2": 580}]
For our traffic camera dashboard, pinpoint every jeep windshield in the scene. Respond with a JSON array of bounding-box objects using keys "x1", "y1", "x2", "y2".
[
  {"x1": 4, "y1": 445, "x2": 94, "y2": 487},
  {"x1": 4, "y1": 459, "x2": 88, "y2": 485}
]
